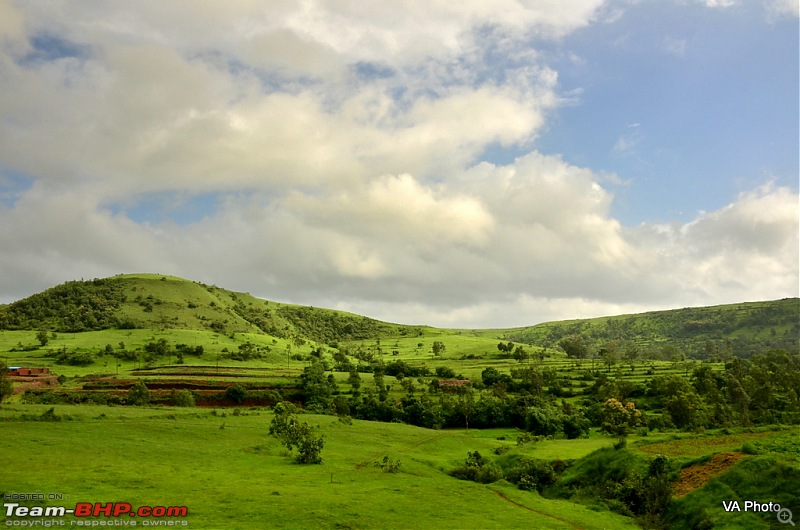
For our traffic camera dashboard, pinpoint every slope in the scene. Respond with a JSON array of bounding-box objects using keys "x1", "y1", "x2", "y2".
[
  {"x1": 0, "y1": 274, "x2": 422, "y2": 345},
  {"x1": 498, "y1": 298, "x2": 799, "y2": 358}
]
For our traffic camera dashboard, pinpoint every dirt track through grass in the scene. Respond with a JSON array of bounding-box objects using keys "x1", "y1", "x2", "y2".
[{"x1": 490, "y1": 489, "x2": 582, "y2": 529}]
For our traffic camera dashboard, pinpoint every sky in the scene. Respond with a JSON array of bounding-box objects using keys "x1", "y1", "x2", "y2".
[{"x1": 0, "y1": 0, "x2": 797, "y2": 328}]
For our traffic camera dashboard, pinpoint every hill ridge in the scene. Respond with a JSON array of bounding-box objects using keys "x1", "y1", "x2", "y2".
[{"x1": 0, "y1": 273, "x2": 797, "y2": 358}]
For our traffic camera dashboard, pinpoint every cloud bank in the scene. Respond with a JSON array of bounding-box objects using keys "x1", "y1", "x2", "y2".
[{"x1": 0, "y1": 1, "x2": 797, "y2": 327}]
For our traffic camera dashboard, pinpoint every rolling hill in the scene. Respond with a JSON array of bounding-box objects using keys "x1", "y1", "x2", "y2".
[
  {"x1": 0, "y1": 273, "x2": 797, "y2": 359},
  {"x1": 0, "y1": 273, "x2": 422, "y2": 343}
]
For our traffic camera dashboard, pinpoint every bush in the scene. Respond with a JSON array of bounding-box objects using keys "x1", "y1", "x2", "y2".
[
  {"x1": 225, "y1": 384, "x2": 247, "y2": 404},
  {"x1": 740, "y1": 442, "x2": 759, "y2": 455},
  {"x1": 505, "y1": 459, "x2": 557, "y2": 492},
  {"x1": 373, "y1": 456, "x2": 402, "y2": 473},
  {"x1": 40, "y1": 407, "x2": 62, "y2": 422},
  {"x1": 450, "y1": 451, "x2": 503, "y2": 484},
  {"x1": 171, "y1": 390, "x2": 195, "y2": 407},
  {"x1": 127, "y1": 381, "x2": 151, "y2": 406}
]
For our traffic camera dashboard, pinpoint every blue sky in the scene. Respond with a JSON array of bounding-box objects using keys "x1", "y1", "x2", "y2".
[
  {"x1": 0, "y1": 1, "x2": 797, "y2": 327},
  {"x1": 536, "y1": 1, "x2": 798, "y2": 224}
]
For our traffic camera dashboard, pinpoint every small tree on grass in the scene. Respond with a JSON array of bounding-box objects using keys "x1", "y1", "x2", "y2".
[
  {"x1": 36, "y1": 330, "x2": 50, "y2": 347},
  {"x1": 269, "y1": 402, "x2": 325, "y2": 464}
]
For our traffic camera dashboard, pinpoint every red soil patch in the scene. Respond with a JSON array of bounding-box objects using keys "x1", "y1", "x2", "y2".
[
  {"x1": 10, "y1": 375, "x2": 59, "y2": 393},
  {"x1": 673, "y1": 452, "x2": 747, "y2": 498}
]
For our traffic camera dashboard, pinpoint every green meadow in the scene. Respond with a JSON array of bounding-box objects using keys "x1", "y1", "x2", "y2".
[{"x1": 1, "y1": 404, "x2": 642, "y2": 530}]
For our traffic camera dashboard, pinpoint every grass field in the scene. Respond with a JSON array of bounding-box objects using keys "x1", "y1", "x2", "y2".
[{"x1": 1, "y1": 404, "x2": 642, "y2": 529}]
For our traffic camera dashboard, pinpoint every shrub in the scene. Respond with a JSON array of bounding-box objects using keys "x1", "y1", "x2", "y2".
[
  {"x1": 127, "y1": 381, "x2": 151, "y2": 406},
  {"x1": 373, "y1": 456, "x2": 402, "y2": 473},
  {"x1": 225, "y1": 384, "x2": 247, "y2": 404},
  {"x1": 171, "y1": 390, "x2": 195, "y2": 407},
  {"x1": 450, "y1": 451, "x2": 503, "y2": 484},
  {"x1": 40, "y1": 407, "x2": 62, "y2": 422},
  {"x1": 505, "y1": 459, "x2": 557, "y2": 492}
]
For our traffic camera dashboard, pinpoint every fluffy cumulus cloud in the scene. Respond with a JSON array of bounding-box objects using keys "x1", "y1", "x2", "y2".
[{"x1": 0, "y1": 1, "x2": 797, "y2": 327}]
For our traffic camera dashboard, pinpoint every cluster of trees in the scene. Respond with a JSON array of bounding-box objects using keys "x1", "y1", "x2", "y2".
[
  {"x1": 506, "y1": 299, "x2": 799, "y2": 360},
  {"x1": 294, "y1": 347, "x2": 799, "y2": 437},
  {"x1": 276, "y1": 306, "x2": 420, "y2": 344},
  {"x1": 0, "y1": 279, "x2": 127, "y2": 332},
  {"x1": 297, "y1": 360, "x2": 592, "y2": 437}
]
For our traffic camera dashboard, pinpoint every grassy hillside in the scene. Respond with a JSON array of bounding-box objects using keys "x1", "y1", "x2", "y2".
[
  {"x1": 0, "y1": 404, "x2": 642, "y2": 530},
  {"x1": 499, "y1": 298, "x2": 799, "y2": 358},
  {"x1": 0, "y1": 273, "x2": 422, "y2": 342},
  {"x1": 1, "y1": 273, "x2": 796, "y2": 361}
]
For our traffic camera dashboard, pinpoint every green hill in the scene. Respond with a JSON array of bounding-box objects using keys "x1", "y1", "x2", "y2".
[
  {"x1": 0, "y1": 273, "x2": 796, "y2": 359},
  {"x1": 0, "y1": 274, "x2": 421, "y2": 344},
  {"x1": 499, "y1": 298, "x2": 799, "y2": 359}
]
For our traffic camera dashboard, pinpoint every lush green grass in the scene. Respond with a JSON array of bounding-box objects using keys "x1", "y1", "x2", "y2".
[
  {"x1": 632, "y1": 428, "x2": 796, "y2": 459},
  {"x1": 0, "y1": 404, "x2": 640, "y2": 529},
  {"x1": 665, "y1": 455, "x2": 800, "y2": 529}
]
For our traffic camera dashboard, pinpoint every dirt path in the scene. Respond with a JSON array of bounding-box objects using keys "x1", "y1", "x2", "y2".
[
  {"x1": 490, "y1": 489, "x2": 582, "y2": 530},
  {"x1": 673, "y1": 452, "x2": 746, "y2": 498}
]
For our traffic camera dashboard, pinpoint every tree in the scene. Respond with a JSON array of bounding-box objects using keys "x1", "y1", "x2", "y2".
[
  {"x1": 36, "y1": 330, "x2": 50, "y2": 347},
  {"x1": 347, "y1": 370, "x2": 362, "y2": 392},
  {"x1": 301, "y1": 362, "x2": 334, "y2": 411},
  {"x1": 664, "y1": 390, "x2": 706, "y2": 431},
  {"x1": 455, "y1": 386, "x2": 476, "y2": 431},
  {"x1": 432, "y1": 341, "x2": 446, "y2": 356},
  {"x1": 269, "y1": 402, "x2": 325, "y2": 464},
  {"x1": 600, "y1": 398, "x2": 641, "y2": 436},
  {"x1": 559, "y1": 335, "x2": 588, "y2": 359},
  {"x1": 127, "y1": 381, "x2": 151, "y2": 406},
  {"x1": 512, "y1": 346, "x2": 529, "y2": 363},
  {"x1": 497, "y1": 341, "x2": 514, "y2": 354},
  {"x1": 599, "y1": 342, "x2": 620, "y2": 372},
  {"x1": 225, "y1": 384, "x2": 247, "y2": 404}
]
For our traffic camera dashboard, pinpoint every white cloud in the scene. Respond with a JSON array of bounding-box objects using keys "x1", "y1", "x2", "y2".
[
  {"x1": 0, "y1": 2, "x2": 796, "y2": 328},
  {"x1": 628, "y1": 184, "x2": 799, "y2": 306},
  {"x1": 700, "y1": 0, "x2": 737, "y2": 8},
  {"x1": 765, "y1": 0, "x2": 800, "y2": 19}
]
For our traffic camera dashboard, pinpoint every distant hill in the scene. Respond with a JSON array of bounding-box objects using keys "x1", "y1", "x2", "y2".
[
  {"x1": 499, "y1": 298, "x2": 799, "y2": 359},
  {"x1": 0, "y1": 274, "x2": 422, "y2": 344},
  {"x1": 0, "y1": 274, "x2": 797, "y2": 358}
]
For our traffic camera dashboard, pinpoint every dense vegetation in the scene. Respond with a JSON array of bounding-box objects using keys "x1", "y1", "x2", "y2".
[{"x1": 0, "y1": 278, "x2": 127, "y2": 332}]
